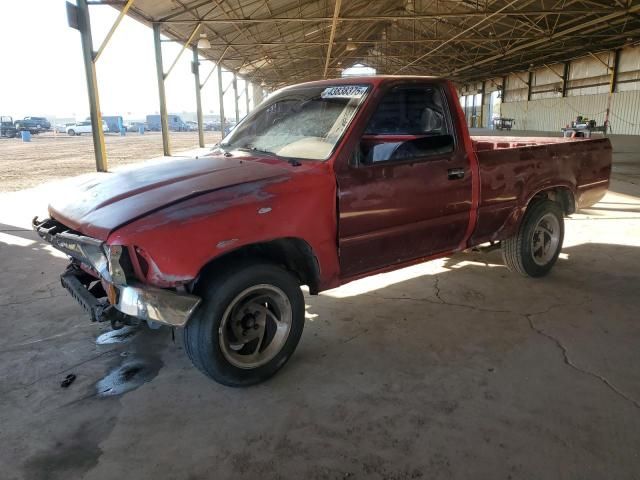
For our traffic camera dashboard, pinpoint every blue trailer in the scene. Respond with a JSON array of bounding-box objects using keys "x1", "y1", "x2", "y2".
[
  {"x1": 146, "y1": 114, "x2": 188, "y2": 132},
  {"x1": 102, "y1": 116, "x2": 124, "y2": 133}
]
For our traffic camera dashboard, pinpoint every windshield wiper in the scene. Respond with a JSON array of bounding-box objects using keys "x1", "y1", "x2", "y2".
[
  {"x1": 237, "y1": 146, "x2": 302, "y2": 166},
  {"x1": 242, "y1": 146, "x2": 278, "y2": 156}
]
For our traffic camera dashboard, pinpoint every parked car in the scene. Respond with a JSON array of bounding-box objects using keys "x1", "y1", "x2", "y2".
[
  {"x1": 14, "y1": 116, "x2": 51, "y2": 134},
  {"x1": 1, "y1": 116, "x2": 17, "y2": 138},
  {"x1": 207, "y1": 122, "x2": 233, "y2": 136},
  {"x1": 146, "y1": 114, "x2": 188, "y2": 132},
  {"x1": 34, "y1": 76, "x2": 611, "y2": 387},
  {"x1": 125, "y1": 121, "x2": 149, "y2": 132},
  {"x1": 54, "y1": 124, "x2": 72, "y2": 134},
  {"x1": 66, "y1": 120, "x2": 108, "y2": 136}
]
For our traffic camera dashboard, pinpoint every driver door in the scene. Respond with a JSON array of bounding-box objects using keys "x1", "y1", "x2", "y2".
[{"x1": 336, "y1": 83, "x2": 472, "y2": 277}]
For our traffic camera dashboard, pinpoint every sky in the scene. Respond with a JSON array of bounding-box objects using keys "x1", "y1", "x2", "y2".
[{"x1": 0, "y1": 0, "x2": 251, "y2": 122}]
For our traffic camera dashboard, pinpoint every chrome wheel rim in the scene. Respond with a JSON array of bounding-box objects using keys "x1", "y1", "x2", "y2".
[
  {"x1": 219, "y1": 284, "x2": 292, "y2": 369},
  {"x1": 531, "y1": 213, "x2": 561, "y2": 266}
]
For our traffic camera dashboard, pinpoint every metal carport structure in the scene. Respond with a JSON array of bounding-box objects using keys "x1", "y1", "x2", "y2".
[{"x1": 72, "y1": 0, "x2": 640, "y2": 171}]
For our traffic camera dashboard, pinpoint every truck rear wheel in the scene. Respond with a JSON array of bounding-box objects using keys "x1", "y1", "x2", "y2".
[
  {"x1": 501, "y1": 199, "x2": 564, "y2": 277},
  {"x1": 184, "y1": 262, "x2": 305, "y2": 387}
]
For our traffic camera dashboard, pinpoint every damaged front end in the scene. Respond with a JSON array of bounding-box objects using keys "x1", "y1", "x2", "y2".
[{"x1": 33, "y1": 217, "x2": 201, "y2": 329}]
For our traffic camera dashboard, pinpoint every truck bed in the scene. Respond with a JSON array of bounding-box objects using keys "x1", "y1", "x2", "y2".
[{"x1": 469, "y1": 135, "x2": 612, "y2": 245}]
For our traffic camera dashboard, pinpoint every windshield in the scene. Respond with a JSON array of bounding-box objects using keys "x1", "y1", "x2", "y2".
[{"x1": 219, "y1": 84, "x2": 370, "y2": 161}]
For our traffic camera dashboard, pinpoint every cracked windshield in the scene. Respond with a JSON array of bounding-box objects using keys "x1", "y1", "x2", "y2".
[{"x1": 219, "y1": 84, "x2": 369, "y2": 160}]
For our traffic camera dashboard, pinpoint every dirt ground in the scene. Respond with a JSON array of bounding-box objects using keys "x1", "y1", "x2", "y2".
[{"x1": 0, "y1": 131, "x2": 221, "y2": 192}]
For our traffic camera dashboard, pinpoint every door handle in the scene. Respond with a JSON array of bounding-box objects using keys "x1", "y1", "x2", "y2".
[{"x1": 448, "y1": 168, "x2": 465, "y2": 180}]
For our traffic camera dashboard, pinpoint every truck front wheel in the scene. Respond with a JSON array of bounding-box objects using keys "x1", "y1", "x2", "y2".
[
  {"x1": 501, "y1": 199, "x2": 564, "y2": 277},
  {"x1": 184, "y1": 262, "x2": 305, "y2": 386}
]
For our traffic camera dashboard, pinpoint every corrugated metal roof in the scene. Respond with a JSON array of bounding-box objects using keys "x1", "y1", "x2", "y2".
[{"x1": 115, "y1": 0, "x2": 640, "y2": 88}]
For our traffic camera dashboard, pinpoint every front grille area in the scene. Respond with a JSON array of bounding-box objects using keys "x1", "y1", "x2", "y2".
[
  {"x1": 33, "y1": 217, "x2": 80, "y2": 243},
  {"x1": 33, "y1": 216, "x2": 108, "y2": 278}
]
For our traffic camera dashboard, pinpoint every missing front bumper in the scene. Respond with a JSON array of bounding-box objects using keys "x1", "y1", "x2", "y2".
[
  {"x1": 35, "y1": 217, "x2": 201, "y2": 327},
  {"x1": 60, "y1": 267, "x2": 201, "y2": 327}
]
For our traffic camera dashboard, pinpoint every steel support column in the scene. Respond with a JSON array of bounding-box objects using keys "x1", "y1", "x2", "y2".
[
  {"x1": 463, "y1": 94, "x2": 468, "y2": 126},
  {"x1": 605, "y1": 49, "x2": 621, "y2": 133},
  {"x1": 233, "y1": 74, "x2": 240, "y2": 123},
  {"x1": 76, "y1": 0, "x2": 107, "y2": 172},
  {"x1": 253, "y1": 85, "x2": 264, "y2": 107},
  {"x1": 192, "y1": 46, "x2": 204, "y2": 148},
  {"x1": 480, "y1": 81, "x2": 486, "y2": 128},
  {"x1": 501, "y1": 76, "x2": 507, "y2": 103},
  {"x1": 245, "y1": 81, "x2": 251, "y2": 114},
  {"x1": 217, "y1": 65, "x2": 226, "y2": 139},
  {"x1": 153, "y1": 24, "x2": 170, "y2": 156},
  {"x1": 561, "y1": 62, "x2": 570, "y2": 97},
  {"x1": 527, "y1": 70, "x2": 534, "y2": 101},
  {"x1": 610, "y1": 49, "x2": 621, "y2": 93}
]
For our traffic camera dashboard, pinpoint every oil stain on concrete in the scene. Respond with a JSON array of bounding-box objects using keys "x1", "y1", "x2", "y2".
[
  {"x1": 21, "y1": 326, "x2": 169, "y2": 480},
  {"x1": 96, "y1": 326, "x2": 166, "y2": 397},
  {"x1": 22, "y1": 418, "x2": 117, "y2": 480},
  {"x1": 96, "y1": 356, "x2": 164, "y2": 397}
]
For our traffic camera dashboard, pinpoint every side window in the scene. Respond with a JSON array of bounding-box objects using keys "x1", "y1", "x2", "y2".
[{"x1": 359, "y1": 85, "x2": 454, "y2": 164}]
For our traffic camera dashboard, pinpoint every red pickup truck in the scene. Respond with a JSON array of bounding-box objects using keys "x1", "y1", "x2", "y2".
[{"x1": 34, "y1": 76, "x2": 611, "y2": 386}]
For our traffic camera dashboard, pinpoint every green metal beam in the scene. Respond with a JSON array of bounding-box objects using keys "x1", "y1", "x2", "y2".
[
  {"x1": 76, "y1": 0, "x2": 108, "y2": 172},
  {"x1": 193, "y1": 46, "x2": 205, "y2": 148},
  {"x1": 93, "y1": 0, "x2": 133, "y2": 62},
  {"x1": 153, "y1": 23, "x2": 170, "y2": 156},
  {"x1": 217, "y1": 64, "x2": 226, "y2": 140},
  {"x1": 233, "y1": 74, "x2": 239, "y2": 123},
  {"x1": 561, "y1": 62, "x2": 570, "y2": 97},
  {"x1": 164, "y1": 23, "x2": 201, "y2": 79},
  {"x1": 245, "y1": 80, "x2": 250, "y2": 115}
]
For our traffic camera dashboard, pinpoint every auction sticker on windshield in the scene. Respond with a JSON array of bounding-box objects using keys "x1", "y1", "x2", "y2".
[{"x1": 321, "y1": 85, "x2": 368, "y2": 99}]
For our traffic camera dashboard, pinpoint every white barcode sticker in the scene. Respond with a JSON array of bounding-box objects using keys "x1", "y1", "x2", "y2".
[{"x1": 321, "y1": 86, "x2": 368, "y2": 99}]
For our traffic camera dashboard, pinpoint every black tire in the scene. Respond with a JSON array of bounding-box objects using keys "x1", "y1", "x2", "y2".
[
  {"x1": 184, "y1": 262, "x2": 305, "y2": 387},
  {"x1": 68, "y1": 129, "x2": 75, "y2": 136},
  {"x1": 501, "y1": 199, "x2": 564, "y2": 277}
]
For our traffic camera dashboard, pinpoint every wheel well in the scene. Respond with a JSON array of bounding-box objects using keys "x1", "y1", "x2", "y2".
[
  {"x1": 195, "y1": 238, "x2": 321, "y2": 294},
  {"x1": 530, "y1": 187, "x2": 575, "y2": 215}
]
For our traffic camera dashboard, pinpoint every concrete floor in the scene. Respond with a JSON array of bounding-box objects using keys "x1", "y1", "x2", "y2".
[{"x1": 1, "y1": 135, "x2": 639, "y2": 479}]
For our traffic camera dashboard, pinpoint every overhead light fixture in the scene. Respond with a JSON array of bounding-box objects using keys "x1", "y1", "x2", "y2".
[
  {"x1": 406, "y1": 0, "x2": 414, "y2": 13},
  {"x1": 304, "y1": 25, "x2": 331, "y2": 37},
  {"x1": 197, "y1": 33, "x2": 210, "y2": 49}
]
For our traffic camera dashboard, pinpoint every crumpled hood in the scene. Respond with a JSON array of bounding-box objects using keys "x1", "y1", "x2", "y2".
[{"x1": 49, "y1": 154, "x2": 290, "y2": 240}]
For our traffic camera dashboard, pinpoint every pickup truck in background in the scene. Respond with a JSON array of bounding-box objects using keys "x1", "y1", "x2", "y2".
[
  {"x1": 1, "y1": 116, "x2": 17, "y2": 138},
  {"x1": 34, "y1": 76, "x2": 611, "y2": 386},
  {"x1": 14, "y1": 116, "x2": 51, "y2": 134}
]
